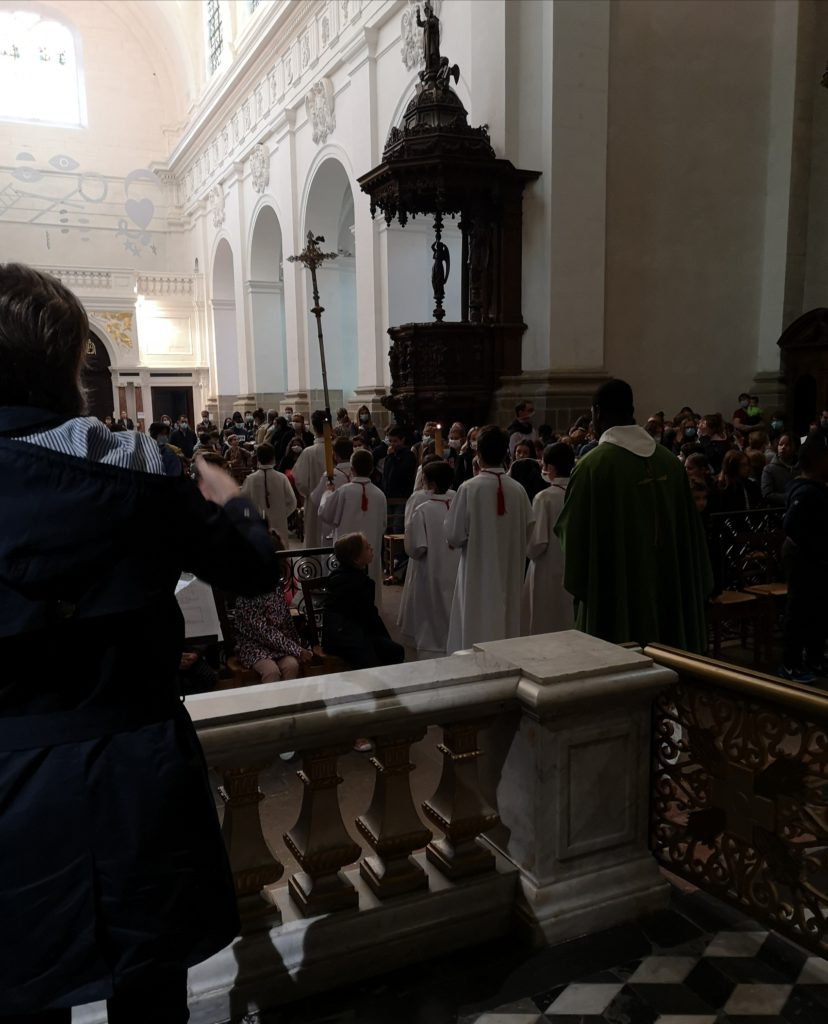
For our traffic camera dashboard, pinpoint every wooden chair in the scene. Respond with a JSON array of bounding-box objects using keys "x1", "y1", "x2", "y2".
[
  {"x1": 298, "y1": 577, "x2": 349, "y2": 676},
  {"x1": 707, "y1": 591, "x2": 764, "y2": 665},
  {"x1": 383, "y1": 497, "x2": 408, "y2": 583},
  {"x1": 210, "y1": 588, "x2": 261, "y2": 689}
]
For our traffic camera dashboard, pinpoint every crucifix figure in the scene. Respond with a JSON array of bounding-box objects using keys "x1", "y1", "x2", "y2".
[{"x1": 287, "y1": 230, "x2": 338, "y2": 420}]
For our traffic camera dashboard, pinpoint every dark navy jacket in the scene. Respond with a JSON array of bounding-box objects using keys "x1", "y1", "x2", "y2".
[{"x1": 0, "y1": 406, "x2": 279, "y2": 1012}]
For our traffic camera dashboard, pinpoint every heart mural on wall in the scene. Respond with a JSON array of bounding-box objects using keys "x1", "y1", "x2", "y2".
[{"x1": 125, "y1": 197, "x2": 154, "y2": 230}]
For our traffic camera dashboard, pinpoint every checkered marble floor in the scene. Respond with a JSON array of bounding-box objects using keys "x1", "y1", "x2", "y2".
[
  {"x1": 242, "y1": 888, "x2": 828, "y2": 1023},
  {"x1": 461, "y1": 914, "x2": 828, "y2": 1024}
]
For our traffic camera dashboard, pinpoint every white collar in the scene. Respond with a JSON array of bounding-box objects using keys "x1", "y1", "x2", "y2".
[
  {"x1": 313, "y1": 436, "x2": 325, "y2": 445},
  {"x1": 351, "y1": 475, "x2": 371, "y2": 483},
  {"x1": 480, "y1": 466, "x2": 506, "y2": 475},
  {"x1": 598, "y1": 425, "x2": 657, "y2": 458}
]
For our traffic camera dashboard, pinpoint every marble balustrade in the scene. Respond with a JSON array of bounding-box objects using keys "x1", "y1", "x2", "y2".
[{"x1": 75, "y1": 631, "x2": 676, "y2": 1024}]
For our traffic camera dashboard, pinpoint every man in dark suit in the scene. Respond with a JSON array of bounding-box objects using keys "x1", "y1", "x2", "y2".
[
  {"x1": 117, "y1": 408, "x2": 134, "y2": 431},
  {"x1": 170, "y1": 415, "x2": 196, "y2": 459}
]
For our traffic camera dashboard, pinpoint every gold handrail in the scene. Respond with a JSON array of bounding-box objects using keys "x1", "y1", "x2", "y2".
[{"x1": 643, "y1": 643, "x2": 828, "y2": 722}]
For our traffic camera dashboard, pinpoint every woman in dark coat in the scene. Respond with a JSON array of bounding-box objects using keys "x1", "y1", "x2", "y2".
[{"x1": 0, "y1": 264, "x2": 278, "y2": 1020}]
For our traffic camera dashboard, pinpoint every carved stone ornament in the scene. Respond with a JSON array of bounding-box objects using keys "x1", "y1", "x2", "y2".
[
  {"x1": 305, "y1": 78, "x2": 336, "y2": 145},
  {"x1": 209, "y1": 182, "x2": 225, "y2": 228},
  {"x1": 401, "y1": 0, "x2": 441, "y2": 72},
  {"x1": 97, "y1": 311, "x2": 134, "y2": 349},
  {"x1": 250, "y1": 143, "x2": 270, "y2": 194}
]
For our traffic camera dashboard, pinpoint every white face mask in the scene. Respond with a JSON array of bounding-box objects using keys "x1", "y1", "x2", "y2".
[
  {"x1": 448, "y1": 438, "x2": 462, "y2": 450},
  {"x1": 470, "y1": 441, "x2": 478, "y2": 451}
]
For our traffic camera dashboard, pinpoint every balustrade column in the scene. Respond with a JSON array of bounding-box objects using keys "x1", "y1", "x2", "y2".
[
  {"x1": 356, "y1": 730, "x2": 432, "y2": 898},
  {"x1": 422, "y1": 720, "x2": 500, "y2": 879},
  {"x1": 284, "y1": 744, "x2": 361, "y2": 915},
  {"x1": 218, "y1": 761, "x2": 283, "y2": 923}
]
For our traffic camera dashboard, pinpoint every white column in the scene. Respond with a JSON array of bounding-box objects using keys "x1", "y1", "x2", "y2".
[
  {"x1": 348, "y1": 28, "x2": 387, "y2": 400},
  {"x1": 756, "y1": 0, "x2": 800, "y2": 375}
]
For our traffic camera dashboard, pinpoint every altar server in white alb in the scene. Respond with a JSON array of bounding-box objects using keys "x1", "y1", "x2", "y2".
[
  {"x1": 319, "y1": 448, "x2": 387, "y2": 597},
  {"x1": 522, "y1": 442, "x2": 576, "y2": 635},
  {"x1": 396, "y1": 454, "x2": 441, "y2": 638},
  {"x1": 292, "y1": 409, "x2": 328, "y2": 547},
  {"x1": 310, "y1": 436, "x2": 353, "y2": 543},
  {"x1": 445, "y1": 425, "x2": 534, "y2": 651},
  {"x1": 402, "y1": 460, "x2": 459, "y2": 658},
  {"x1": 240, "y1": 442, "x2": 297, "y2": 544}
]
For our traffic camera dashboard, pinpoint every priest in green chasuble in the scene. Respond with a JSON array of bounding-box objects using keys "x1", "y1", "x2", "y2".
[{"x1": 555, "y1": 379, "x2": 712, "y2": 653}]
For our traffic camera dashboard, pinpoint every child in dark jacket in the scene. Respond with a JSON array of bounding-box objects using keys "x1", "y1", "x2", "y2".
[
  {"x1": 780, "y1": 434, "x2": 828, "y2": 682},
  {"x1": 322, "y1": 532, "x2": 405, "y2": 670}
]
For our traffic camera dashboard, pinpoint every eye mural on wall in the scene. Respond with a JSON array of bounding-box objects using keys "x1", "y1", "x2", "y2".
[{"x1": 0, "y1": 151, "x2": 162, "y2": 256}]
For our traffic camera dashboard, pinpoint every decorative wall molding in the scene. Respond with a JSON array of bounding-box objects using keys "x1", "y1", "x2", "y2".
[
  {"x1": 305, "y1": 78, "x2": 336, "y2": 145},
  {"x1": 250, "y1": 143, "x2": 270, "y2": 194},
  {"x1": 209, "y1": 182, "x2": 226, "y2": 228},
  {"x1": 53, "y1": 269, "x2": 112, "y2": 289},
  {"x1": 173, "y1": 0, "x2": 368, "y2": 209},
  {"x1": 137, "y1": 274, "x2": 194, "y2": 297}
]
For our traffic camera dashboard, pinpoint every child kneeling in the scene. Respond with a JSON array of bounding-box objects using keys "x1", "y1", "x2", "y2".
[{"x1": 323, "y1": 532, "x2": 405, "y2": 668}]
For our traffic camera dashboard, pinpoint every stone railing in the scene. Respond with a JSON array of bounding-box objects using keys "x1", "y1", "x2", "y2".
[{"x1": 75, "y1": 631, "x2": 675, "y2": 1024}]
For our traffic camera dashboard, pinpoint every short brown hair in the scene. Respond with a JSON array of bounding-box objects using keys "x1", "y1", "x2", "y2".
[
  {"x1": 334, "y1": 531, "x2": 367, "y2": 567},
  {"x1": 332, "y1": 437, "x2": 353, "y2": 461},
  {"x1": 423, "y1": 460, "x2": 454, "y2": 493},
  {"x1": 256, "y1": 443, "x2": 276, "y2": 465},
  {"x1": 0, "y1": 263, "x2": 89, "y2": 415},
  {"x1": 351, "y1": 449, "x2": 374, "y2": 477}
]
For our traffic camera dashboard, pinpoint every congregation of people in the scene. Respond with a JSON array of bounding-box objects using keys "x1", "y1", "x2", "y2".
[{"x1": 129, "y1": 382, "x2": 828, "y2": 692}]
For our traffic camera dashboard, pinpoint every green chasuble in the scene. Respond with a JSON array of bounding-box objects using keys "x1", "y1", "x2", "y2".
[{"x1": 554, "y1": 430, "x2": 713, "y2": 653}]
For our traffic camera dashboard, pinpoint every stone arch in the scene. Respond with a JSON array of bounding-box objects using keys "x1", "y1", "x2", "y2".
[
  {"x1": 211, "y1": 235, "x2": 240, "y2": 400},
  {"x1": 248, "y1": 203, "x2": 288, "y2": 404}
]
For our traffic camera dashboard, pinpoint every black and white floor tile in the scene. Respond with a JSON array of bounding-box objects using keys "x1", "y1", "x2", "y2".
[
  {"x1": 245, "y1": 888, "x2": 828, "y2": 1024},
  {"x1": 460, "y1": 903, "x2": 828, "y2": 1024}
]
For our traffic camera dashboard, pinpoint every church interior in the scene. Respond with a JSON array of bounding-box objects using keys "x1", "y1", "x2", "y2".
[{"x1": 3, "y1": 0, "x2": 828, "y2": 1022}]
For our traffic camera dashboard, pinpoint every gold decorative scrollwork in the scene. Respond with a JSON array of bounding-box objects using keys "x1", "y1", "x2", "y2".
[
  {"x1": 97, "y1": 311, "x2": 134, "y2": 349},
  {"x1": 651, "y1": 682, "x2": 828, "y2": 954}
]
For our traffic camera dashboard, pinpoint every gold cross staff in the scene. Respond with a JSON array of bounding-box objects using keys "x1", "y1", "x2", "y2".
[{"x1": 288, "y1": 231, "x2": 338, "y2": 480}]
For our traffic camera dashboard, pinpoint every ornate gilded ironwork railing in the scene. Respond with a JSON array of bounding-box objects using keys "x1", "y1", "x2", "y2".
[{"x1": 646, "y1": 644, "x2": 828, "y2": 956}]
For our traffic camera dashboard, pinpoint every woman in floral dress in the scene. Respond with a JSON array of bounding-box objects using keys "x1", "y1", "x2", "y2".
[{"x1": 234, "y1": 537, "x2": 311, "y2": 682}]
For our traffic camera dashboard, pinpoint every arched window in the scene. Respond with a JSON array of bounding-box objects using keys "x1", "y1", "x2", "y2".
[
  {"x1": 0, "y1": 8, "x2": 85, "y2": 127},
  {"x1": 206, "y1": 0, "x2": 223, "y2": 76}
]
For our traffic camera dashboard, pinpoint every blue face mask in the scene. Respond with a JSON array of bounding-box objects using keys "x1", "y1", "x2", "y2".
[
  {"x1": 684, "y1": 427, "x2": 697, "y2": 439},
  {"x1": 771, "y1": 419, "x2": 783, "y2": 431}
]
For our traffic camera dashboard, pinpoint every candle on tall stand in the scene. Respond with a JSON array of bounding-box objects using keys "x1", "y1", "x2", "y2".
[
  {"x1": 434, "y1": 423, "x2": 444, "y2": 457},
  {"x1": 287, "y1": 231, "x2": 338, "y2": 482}
]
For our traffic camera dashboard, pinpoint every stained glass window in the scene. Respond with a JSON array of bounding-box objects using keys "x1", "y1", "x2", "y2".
[
  {"x1": 0, "y1": 10, "x2": 84, "y2": 126},
  {"x1": 207, "y1": 0, "x2": 223, "y2": 75}
]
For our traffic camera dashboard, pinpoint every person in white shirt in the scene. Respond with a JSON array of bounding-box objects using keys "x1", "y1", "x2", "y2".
[
  {"x1": 310, "y1": 437, "x2": 353, "y2": 543},
  {"x1": 292, "y1": 410, "x2": 328, "y2": 547},
  {"x1": 319, "y1": 448, "x2": 387, "y2": 597},
  {"x1": 401, "y1": 461, "x2": 459, "y2": 658},
  {"x1": 445, "y1": 425, "x2": 534, "y2": 651},
  {"x1": 240, "y1": 443, "x2": 297, "y2": 544},
  {"x1": 398, "y1": 453, "x2": 443, "y2": 634},
  {"x1": 522, "y1": 442, "x2": 575, "y2": 635}
]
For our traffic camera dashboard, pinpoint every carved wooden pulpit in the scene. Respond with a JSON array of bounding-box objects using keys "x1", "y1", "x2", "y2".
[{"x1": 357, "y1": 6, "x2": 539, "y2": 429}]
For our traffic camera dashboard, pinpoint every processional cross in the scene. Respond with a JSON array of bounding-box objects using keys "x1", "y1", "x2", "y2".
[{"x1": 288, "y1": 230, "x2": 338, "y2": 478}]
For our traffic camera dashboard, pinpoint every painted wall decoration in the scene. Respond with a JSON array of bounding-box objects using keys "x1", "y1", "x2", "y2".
[{"x1": 0, "y1": 151, "x2": 163, "y2": 257}]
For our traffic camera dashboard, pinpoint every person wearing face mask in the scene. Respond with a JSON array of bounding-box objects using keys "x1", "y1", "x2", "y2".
[
  {"x1": 276, "y1": 413, "x2": 314, "y2": 462},
  {"x1": 352, "y1": 405, "x2": 381, "y2": 447},
  {"x1": 768, "y1": 411, "x2": 786, "y2": 444},
  {"x1": 762, "y1": 434, "x2": 799, "y2": 507},
  {"x1": 523, "y1": 443, "x2": 576, "y2": 635},
  {"x1": 506, "y1": 400, "x2": 537, "y2": 460},
  {"x1": 170, "y1": 415, "x2": 196, "y2": 459},
  {"x1": 199, "y1": 409, "x2": 214, "y2": 433},
  {"x1": 444, "y1": 421, "x2": 466, "y2": 470},
  {"x1": 732, "y1": 392, "x2": 753, "y2": 436},
  {"x1": 412, "y1": 420, "x2": 438, "y2": 465},
  {"x1": 453, "y1": 426, "x2": 479, "y2": 489},
  {"x1": 149, "y1": 420, "x2": 184, "y2": 477}
]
